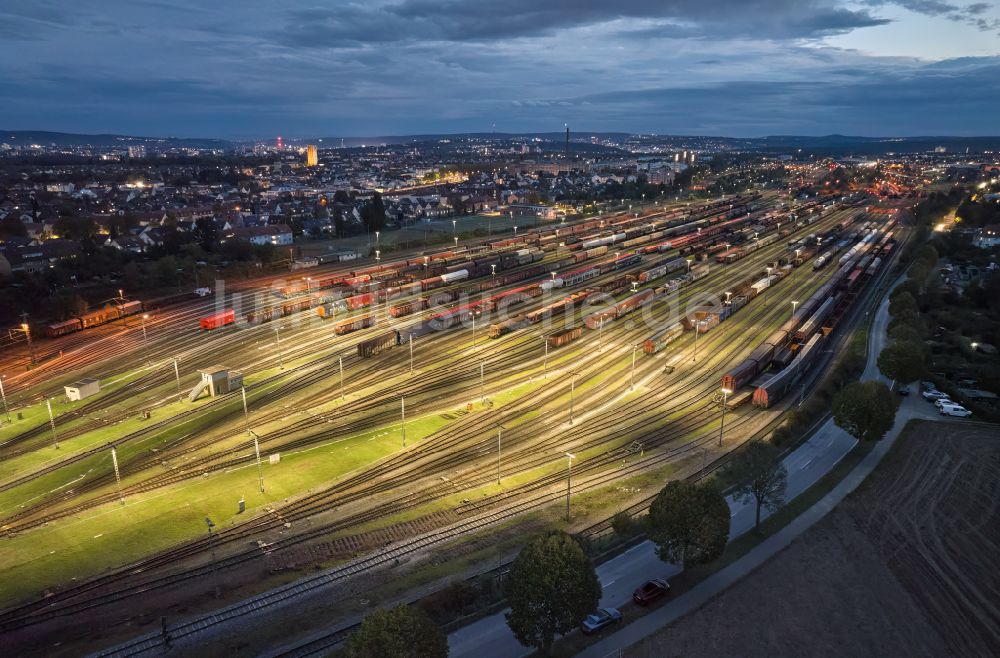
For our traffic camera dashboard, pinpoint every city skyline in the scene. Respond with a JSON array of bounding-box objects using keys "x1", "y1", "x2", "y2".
[{"x1": 1, "y1": 0, "x2": 998, "y2": 138}]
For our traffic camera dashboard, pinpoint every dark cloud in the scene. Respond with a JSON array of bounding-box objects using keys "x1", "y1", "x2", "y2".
[
  {"x1": 0, "y1": 1, "x2": 996, "y2": 136},
  {"x1": 278, "y1": 0, "x2": 890, "y2": 45}
]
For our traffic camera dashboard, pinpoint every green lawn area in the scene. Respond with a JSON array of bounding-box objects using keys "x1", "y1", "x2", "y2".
[{"x1": 0, "y1": 406, "x2": 457, "y2": 609}]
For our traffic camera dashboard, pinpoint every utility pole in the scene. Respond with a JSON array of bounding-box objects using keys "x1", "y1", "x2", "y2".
[
  {"x1": 400, "y1": 397, "x2": 406, "y2": 447},
  {"x1": 0, "y1": 377, "x2": 10, "y2": 424},
  {"x1": 205, "y1": 518, "x2": 220, "y2": 598},
  {"x1": 719, "y1": 388, "x2": 732, "y2": 447},
  {"x1": 496, "y1": 425, "x2": 503, "y2": 485},
  {"x1": 173, "y1": 358, "x2": 181, "y2": 402},
  {"x1": 565, "y1": 453, "x2": 575, "y2": 522},
  {"x1": 630, "y1": 344, "x2": 637, "y2": 390},
  {"x1": 46, "y1": 399, "x2": 59, "y2": 449},
  {"x1": 241, "y1": 386, "x2": 250, "y2": 434},
  {"x1": 249, "y1": 430, "x2": 264, "y2": 493},
  {"x1": 274, "y1": 326, "x2": 282, "y2": 369},
  {"x1": 568, "y1": 372, "x2": 578, "y2": 425},
  {"x1": 339, "y1": 356, "x2": 345, "y2": 401},
  {"x1": 140, "y1": 314, "x2": 150, "y2": 364},
  {"x1": 110, "y1": 444, "x2": 124, "y2": 506}
]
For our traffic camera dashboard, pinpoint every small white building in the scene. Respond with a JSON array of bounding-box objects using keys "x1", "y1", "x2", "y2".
[{"x1": 65, "y1": 378, "x2": 100, "y2": 401}]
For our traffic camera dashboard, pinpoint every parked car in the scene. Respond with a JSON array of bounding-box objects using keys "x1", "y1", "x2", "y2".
[
  {"x1": 920, "y1": 380, "x2": 936, "y2": 392},
  {"x1": 897, "y1": 385, "x2": 910, "y2": 396},
  {"x1": 939, "y1": 404, "x2": 972, "y2": 418},
  {"x1": 934, "y1": 398, "x2": 956, "y2": 410},
  {"x1": 922, "y1": 390, "x2": 949, "y2": 402},
  {"x1": 580, "y1": 608, "x2": 623, "y2": 634},
  {"x1": 632, "y1": 579, "x2": 671, "y2": 605}
]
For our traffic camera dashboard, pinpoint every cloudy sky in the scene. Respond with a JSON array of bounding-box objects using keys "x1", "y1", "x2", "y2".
[{"x1": 1, "y1": 0, "x2": 997, "y2": 138}]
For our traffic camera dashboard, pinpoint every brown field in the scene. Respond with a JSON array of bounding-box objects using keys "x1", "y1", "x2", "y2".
[{"x1": 631, "y1": 420, "x2": 1000, "y2": 657}]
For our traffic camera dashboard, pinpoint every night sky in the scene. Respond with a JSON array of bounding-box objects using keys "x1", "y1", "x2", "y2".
[{"x1": 1, "y1": 1, "x2": 998, "y2": 138}]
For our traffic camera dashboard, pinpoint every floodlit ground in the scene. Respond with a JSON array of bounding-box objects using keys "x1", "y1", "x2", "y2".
[{"x1": 630, "y1": 419, "x2": 1000, "y2": 657}]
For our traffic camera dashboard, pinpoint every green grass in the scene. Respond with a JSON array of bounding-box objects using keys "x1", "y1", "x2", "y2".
[{"x1": 0, "y1": 408, "x2": 455, "y2": 609}]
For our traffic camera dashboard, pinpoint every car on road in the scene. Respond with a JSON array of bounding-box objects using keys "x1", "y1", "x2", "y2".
[
  {"x1": 580, "y1": 608, "x2": 623, "y2": 634},
  {"x1": 632, "y1": 579, "x2": 671, "y2": 605},
  {"x1": 897, "y1": 385, "x2": 910, "y2": 396},
  {"x1": 922, "y1": 390, "x2": 949, "y2": 402},
  {"x1": 939, "y1": 403, "x2": 972, "y2": 418}
]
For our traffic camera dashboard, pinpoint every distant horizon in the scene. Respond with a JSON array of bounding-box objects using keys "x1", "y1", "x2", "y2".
[{"x1": 4, "y1": 128, "x2": 1000, "y2": 144}]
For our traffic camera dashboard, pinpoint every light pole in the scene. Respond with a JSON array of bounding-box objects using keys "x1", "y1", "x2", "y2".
[
  {"x1": 141, "y1": 314, "x2": 149, "y2": 363},
  {"x1": 110, "y1": 444, "x2": 124, "y2": 505},
  {"x1": 173, "y1": 358, "x2": 181, "y2": 402},
  {"x1": 564, "y1": 452, "x2": 575, "y2": 521},
  {"x1": 630, "y1": 344, "x2": 637, "y2": 390},
  {"x1": 274, "y1": 326, "x2": 282, "y2": 369},
  {"x1": 568, "y1": 372, "x2": 579, "y2": 425},
  {"x1": 693, "y1": 320, "x2": 706, "y2": 362},
  {"x1": 791, "y1": 300, "x2": 799, "y2": 316},
  {"x1": 543, "y1": 336, "x2": 548, "y2": 378},
  {"x1": 764, "y1": 266, "x2": 773, "y2": 307},
  {"x1": 205, "y1": 517, "x2": 220, "y2": 598},
  {"x1": 0, "y1": 376, "x2": 10, "y2": 423},
  {"x1": 719, "y1": 388, "x2": 732, "y2": 447},
  {"x1": 400, "y1": 397, "x2": 406, "y2": 447},
  {"x1": 496, "y1": 425, "x2": 504, "y2": 485},
  {"x1": 480, "y1": 361, "x2": 485, "y2": 404},
  {"x1": 46, "y1": 398, "x2": 59, "y2": 449},
  {"x1": 339, "y1": 355, "x2": 345, "y2": 401},
  {"x1": 409, "y1": 334, "x2": 414, "y2": 374},
  {"x1": 249, "y1": 429, "x2": 264, "y2": 493}
]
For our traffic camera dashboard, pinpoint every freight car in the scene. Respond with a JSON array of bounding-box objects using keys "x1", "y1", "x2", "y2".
[
  {"x1": 334, "y1": 315, "x2": 374, "y2": 335},
  {"x1": 357, "y1": 331, "x2": 401, "y2": 358},
  {"x1": 547, "y1": 327, "x2": 582, "y2": 348},
  {"x1": 642, "y1": 322, "x2": 684, "y2": 354},
  {"x1": 200, "y1": 309, "x2": 235, "y2": 330},
  {"x1": 489, "y1": 315, "x2": 530, "y2": 338},
  {"x1": 753, "y1": 333, "x2": 822, "y2": 408}
]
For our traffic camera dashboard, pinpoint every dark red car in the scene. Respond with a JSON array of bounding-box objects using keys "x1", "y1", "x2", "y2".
[{"x1": 632, "y1": 578, "x2": 670, "y2": 605}]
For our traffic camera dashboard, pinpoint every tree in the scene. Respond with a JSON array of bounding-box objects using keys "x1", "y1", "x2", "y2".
[
  {"x1": 832, "y1": 380, "x2": 896, "y2": 442},
  {"x1": 647, "y1": 480, "x2": 729, "y2": 569},
  {"x1": 888, "y1": 291, "x2": 918, "y2": 319},
  {"x1": 730, "y1": 441, "x2": 787, "y2": 531},
  {"x1": 345, "y1": 605, "x2": 447, "y2": 658},
  {"x1": 362, "y1": 192, "x2": 387, "y2": 232},
  {"x1": 877, "y1": 340, "x2": 926, "y2": 385},
  {"x1": 504, "y1": 530, "x2": 600, "y2": 654},
  {"x1": 193, "y1": 217, "x2": 218, "y2": 252},
  {"x1": 887, "y1": 323, "x2": 923, "y2": 344}
]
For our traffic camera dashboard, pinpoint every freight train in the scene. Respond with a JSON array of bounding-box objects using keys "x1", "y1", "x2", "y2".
[{"x1": 45, "y1": 300, "x2": 144, "y2": 337}]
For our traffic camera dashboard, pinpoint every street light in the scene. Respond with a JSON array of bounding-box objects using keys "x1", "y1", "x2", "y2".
[
  {"x1": 693, "y1": 320, "x2": 706, "y2": 362},
  {"x1": 791, "y1": 300, "x2": 799, "y2": 315},
  {"x1": 564, "y1": 452, "x2": 575, "y2": 521},
  {"x1": 496, "y1": 424, "x2": 505, "y2": 485},
  {"x1": 140, "y1": 314, "x2": 150, "y2": 363},
  {"x1": 719, "y1": 388, "x2": 732, "y2": 447}
]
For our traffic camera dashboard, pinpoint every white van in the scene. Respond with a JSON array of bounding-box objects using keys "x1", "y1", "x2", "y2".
[{"x1": 939, "y1": 403, "x2": 972, "y2": 418}]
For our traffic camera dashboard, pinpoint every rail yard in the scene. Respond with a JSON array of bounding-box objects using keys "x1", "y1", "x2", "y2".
[{"x1": 0, "y1": 190, "x2": 907, "y2": 655}]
